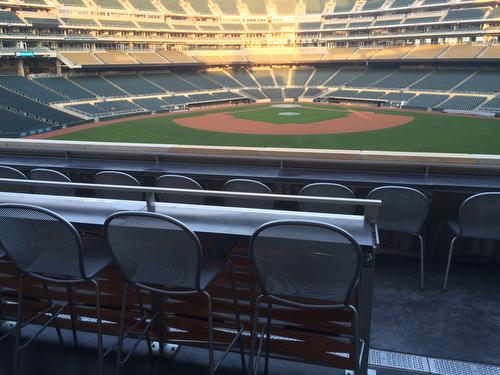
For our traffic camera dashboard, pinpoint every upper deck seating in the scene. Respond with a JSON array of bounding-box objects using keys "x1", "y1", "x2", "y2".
[
  {"x1": 389, "y1": 0, "x2": 414, "y2": 8},
  {"x1": 60, "y1": 52, "x2": 104, "y2": 66},
  {"x1": 0, "y1": 86, "x2": 79, "y2": 124},
  {"x1": 157, "y1": 50, "x2": 197, "y2": 63},
  {"x1": 211, "y1": 91, "x2": 244, "y2": 100},
  {"x1": 443, "y1": 8, "x2": 487, "y2": 21},
  {"x1": 160, "y1": 0, "x2": 186, "y2": 13},
  {"x1": 203, "y1": 71, "x2": 242, "y2": 88},
  {"x1": 0, "y1": 76, "x2": 67, "y2": 104},
  {"x1": 242, "y1": 0, "x2": 267, "y2": 15},
  {"x1": 246, "y1": 23, "x2": 270, "y2": 31},
  {"x1": 128, "y1": 0, "x2": 158, "y2": 11},
  {"x1": 362, "y1": 0, "x2": 385, "y2": 11},
  {"x1": 251, "y1": 70, "x2": 275, "y2": 87},
  {"x1": 61, "y1": 18, "x2": 98, "y2": 26},
  {"x1": 333, "y1": 0, "x2": 356, "y2": 12},
  {"x1": 437, "y1": 95, "x2": 487, "y2": 111},
  {"x1": 405, "y1": 93, "x2": 449, "y2": 108},
  {"x1": 34, "y1": 77, "x2": 95, "y2": 100},
  {"x1": 94, "y1": 0, "x2": 124, "y2": 8},
  {"x1": 411, "y1": 70, "x2": 474, "y2": 91},
  {"x1": 186, "y1": 0, "x2": 213, "y2": 14},
  {"x1": 371, "y1": 46, "x2": 413, "y2": 59},
  {"x1": 133, "y1": 98, "x2": 169, "y2": 111},
  {"x1": 373, "y1": 18, "x2": 403, "y2": 26},
  {"x1": 290, "y1": 69, "x2": 314, "y2": 86},
  {"x1": 58, "y1": 0, "x2": 86, "y2": 6},
  {"x1": 478, "y1": 45, "x2": 500, "y2": 59},
  {"x1": 142, "y1": 72, "x2": 198, "y2": 92},
  {"x1": 439, "y1": 45, "x2": 486, "y2": 59},
  {"x1": 454, "y1": 71, "x2": 500, "y2": 93},
  {"x1": 322, "y1": 48, "x2": 357, "y2": 61},
  {"x1": 137, "y1": 21, "x2": 170, "y2": 29},
  {"x1": 404, "y1": 45, "x2": 448, "y2": 59},
  {"x1": 93, "y1": 51, "x2": 138, "y2": 65},
  {"x1": 346, "y1": 68, "x2": 395, "y2": 87},
  {"x1": 373, "y1": 69, "x2": 430, "y2": 89},
  {"x1": 299, "y1": 22, "x2": 322, "y2": 30},
  {"x1": 325, "y1": 68, "x2": 366, "y2": 87},
  {"x1": 178, "y1": 71, "x2": 223, "y2": 90},
  {"x1": 349, "y1": 49, "x2": 383, "y2": 60},
  {"x1": 403, "y1": 16, "x2": 441, "y2": 24},
  {"x1": 25, "y1": 17, "x2": 61, "y2": 26},
  {"x1": 0, "y1": 11, "x2": 24, "y2": 24},
  {"x1": 307, "y1": 67, "x2": 339, "y2": 86},
  {"x1": 104, "y1": 75, "x2": 164, "y2": 95},
  {"x1": 305, "y1": 0, "x2": 327, "y2": 14},
  {"x1": 222, "y1": 23, "x2": 245, "y2": 31},
  {"x1": 99, "y1": 20, "x2": 136, "y2": 28},
  {"x1": 275, "y1": 0, "x2": 298, "y2": 15},
  {"x1": 69, "y1": 75, "x2": 127, "y2": 97},
  {"x1": 128, "y1": 52, "x2": 168, "y2": 64},
  {"x1": 212, "y1": 0, "x2": 240, "y2": 15}
]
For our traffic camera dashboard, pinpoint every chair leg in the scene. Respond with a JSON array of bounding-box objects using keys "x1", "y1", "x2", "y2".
[
  {"x1": 416, "y1": 234, "x2": 425, "y2": 290},
  {"x1": 66, "y1": 285, "x2": 79, "y2": 348},
  {"x1": 204, "y1": 291, "x2": 215, "y2": 375},
  {"x1": 443, "y1": 237, "x2": 458, "y2": 291},
  {"x1": 14, "y1": 274, "x2": 25, "y2": 375},
  {"x1": 42, "y1": 282, "x2": 64, "y2": 347},
  {"x1": 115, "y1": 283, "x2": 129, "y2": 375},
  {"x1": 263, "y1": 302, "x2": 272, "y2": 375},
  {"x1": 228, "y1": 261, "x2": 247, "y2": 371},
  {"x1": 247, "y1": 295, "x2": 262, "y2": 375},
  {"x1": 136, "y1": 287, "x2": 153, "y2": 357},
  {"x1": 91, "y1": 279, "x2": 104, "y2": 375}
]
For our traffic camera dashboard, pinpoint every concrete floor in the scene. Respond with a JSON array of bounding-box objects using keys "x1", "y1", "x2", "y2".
[{"x1": 0, "y1": 255, "x2": 498, "y2": 375}]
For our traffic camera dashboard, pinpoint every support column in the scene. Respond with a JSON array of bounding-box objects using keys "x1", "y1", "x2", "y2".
[
  {"x1": 55, "y1": 59, "x2": 62, "y2": 75},
  {"x1": 16, "y1": 60, "x2": 25, "y2": 76}
]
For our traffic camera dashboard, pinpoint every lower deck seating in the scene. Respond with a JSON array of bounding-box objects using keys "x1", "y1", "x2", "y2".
[
  {"x1": 302, "y1": 88, "x2": 325, "y2": 98},
  {"x1": 405, "y1": 94, "x2": 449, "y2": 108},
  {"x1": 241, "y1": 89, "x2": 268, "y2": 100},
  {"x1": 96, "y1": 100, "x2": 145, "y2": 113},
  {"x1": 437, "y1": 95, "x2": 487, "y2": 111},
  {"x1": 0, "y1": 76, "x2": 67, "y2": 104},
  {"x1": 329, "y1": 89, "x2": 359, "y2": 98},
  {"x1": 381, "y1": 92, "x2": 416, "y2": 102},
  {"x1": 69, "y1": 76, "x2": 127, "y2": 97},
  {"x1": 132, "y1": 98, "x2": 169, "y2": 111},
  {"x1": 34, "y1": 77, "x2": 95, "y2": 101},
  {"x1": 67, "y1": 103, "x2": 111, "y2": 116},
  {"x1": 284, "y1": 88, "x2": 304, "y2": 99},
  {"x1": 411, "y1": 70, "x2": 474, "y2": 91},
  {"x1": 354, "y1": 91, "x2": 386, "y2": 99},
  {"x1": 262, "y1": 88, "x2": 284, "y2": 101},
  {"x1": 480, "y1": 96, "x2": 500, "y2": 112},
  {"x1": 454, "y1": 71, "x2": 500, "y2": 93},
  {"x1": 104, "y1": 75, "x2": 165, "y2": 95},
  {"x1": 0, "y1": 108, "x2": 55, "y2": 137}
]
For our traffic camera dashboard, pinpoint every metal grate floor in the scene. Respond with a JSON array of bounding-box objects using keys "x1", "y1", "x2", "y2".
[{"x1": 369, "y1": 349, "x2": 500, "y2": 375}]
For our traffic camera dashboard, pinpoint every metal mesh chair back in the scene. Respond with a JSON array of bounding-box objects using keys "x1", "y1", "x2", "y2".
[
  {"x1": 459, "y1": 193, "x2": 500, "y2": 240},
  {"x1": 30, "y1": 168, "x2": 75, "y2": 196},
  {"x1": 367, "y1": 186, "x2": 428, "y2": 234},
  {"x1": 0, "y1": 204, "x2": 84, "y2": 278},
  {"x1": 250, "y1": 221, "x2": 361, "y2": 305},
  {"x1": 223, "y1": 179, "x2": 274, "y2": 209},
  {"x1": 94, "y1": 171, "x2": 143, "y2": 201},
  {"x1": 299, "y1": 183, "x2": 355, "y2": 214},
  {"x1": 0, "y1": 166, "x2": 31, "y2": 194},
  {"x1": 157, "y1": 175, "x2": 204, "y2": 205},
  {"x1": 105, "y1": 212, "x2": 202, "y2": 290}
]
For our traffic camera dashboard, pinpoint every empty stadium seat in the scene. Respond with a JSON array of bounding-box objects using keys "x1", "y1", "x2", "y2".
[{"x1": 405, "y1": 94, "x2": 449, "y2": 109}]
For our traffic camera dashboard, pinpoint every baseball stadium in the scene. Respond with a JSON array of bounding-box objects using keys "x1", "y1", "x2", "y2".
[{"x1": 0, "y1": 0, "x2": 500, "y2": 375}]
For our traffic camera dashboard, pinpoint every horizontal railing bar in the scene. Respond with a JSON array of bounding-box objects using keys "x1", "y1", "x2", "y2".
[{"x1": 0, "y1": 178, "x2": 381, "y2": 207}]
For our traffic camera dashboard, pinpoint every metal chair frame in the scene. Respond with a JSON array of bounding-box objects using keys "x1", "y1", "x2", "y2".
[
  {"x1": 223, "y1": 179, "x2": 273, "y2": 209},
  {"x1": 29, "y1": 168, "x2": 75, "y2": 196},
  {"x1": 367, "y1": 186, "x2": 429, "y2": 290},
  {"x1": 0, "y1": 166, "x2": 31, "y2": 194},
  {"x1": 298, "y1": 182, "x2": 355, "y2": 214},
  {"x1": 156, "y1": 174, "x2": 204, "y2": 204},
  {"x1": 0, "y1": 203, "x2": 109, "y2": 375},
  {"x1": 104, "y1": 211, "x2": 246, "y2": 375},
  {"x1": 442, "y1": 192, "x2": 500, "y2": 291},
  {"x1": 247, "y1": 220, "x2": 364, "y2": 375},
  {"x1": 94, "y1": 171, "x2": 142, "y2": 200}
]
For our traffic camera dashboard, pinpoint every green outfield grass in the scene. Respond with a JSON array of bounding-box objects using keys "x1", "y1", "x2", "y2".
[
  {"x1": 231, "y1": 106, "x2": 348, "y2": 123},
  {"x1": 52, "y1": 104, "x2": 500, "y2": 155}
]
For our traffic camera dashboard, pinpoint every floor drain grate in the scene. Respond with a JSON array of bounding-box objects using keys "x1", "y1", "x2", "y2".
[
  {"x1": 369, "y1": 349, "x2": 430, "y2": 373},
  {"x1": 428, "y1": 358, "x2": 500, "y2": 375}
]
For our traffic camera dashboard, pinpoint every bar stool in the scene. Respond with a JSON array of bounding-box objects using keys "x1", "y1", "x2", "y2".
[
  {"x1": 299, "y1": 182, "x2": 355, "y2": 214},
  {"x1": 104, "y1": 211, "x2": 246, "y2": 375},
  {"x1": 156, "y1": 174, "x2": 204, "y2": 204},
  {"x1": 94, "y1": 171, "x2": 143, "y2": 200},
  {"x1": 0, "y1": 166, "x2": 31, "y2": 194},
  {"x1": 367, "y1": 186, "x2": 429, "y2": 290},
  {"x1": 0, "y1": 204, "x2": 112, "y2": 375},
  {"x1": 223, "y1": 179, "x2": 274, "y2": 209},
  {"x1": 29, "y1": 168, "x2": 75, "y2": 196},
  {"x1": 247, "y1": 220, "x2": 364, "y2": 375},
  {"x1": 442, "y1": 192, "x2": 500, "y2": 291}
]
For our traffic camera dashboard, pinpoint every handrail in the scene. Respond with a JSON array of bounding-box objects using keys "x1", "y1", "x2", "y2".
[{"x1": 0, "y1": 178, "x2": 381, "y2": 223}]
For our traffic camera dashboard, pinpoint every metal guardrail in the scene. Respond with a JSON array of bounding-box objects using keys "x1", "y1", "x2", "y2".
[{"x1": 0, "y1": 178, "x2": 381, "y2": 223}]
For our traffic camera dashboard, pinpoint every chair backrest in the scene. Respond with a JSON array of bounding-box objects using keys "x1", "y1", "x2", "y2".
[
  {"x1": 223, "y1": 179, "x2": 274, "y2": 209},
  {"x1": 459, "y1": 192, "x2": 500, "y2": 240},
  {"x1": 156, "y1": 174, "x2": 204, "y2": 205},
  {"x1": 29, "y1": 168, "x2": 75, "y2": 196},
  {"x1": 299, "y1": 183, "x2": 355, "y2": 214},
  {"x1": 94, "y1": 171, "x2": 143, "y2": 201},
  {"x1": 0, "y1": 166, "x2": 31, "y2": 194},
  {"x1": 367, "y1": 186, "x2": 428, "y2": 234},
  {"x1": 249, "y1": 220, "x2": 361, "y2": 306},
  {"x1": 105, "y1": 212, "x2": 203, "y2": 291},
  {"x1": 0, "y1": 204, "x2": 84, "y2": 279}
]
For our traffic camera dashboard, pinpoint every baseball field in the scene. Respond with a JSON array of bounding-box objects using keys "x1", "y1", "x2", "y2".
[{"x1": 38, "y1": 103, "x2": 500, "y2": 154}]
